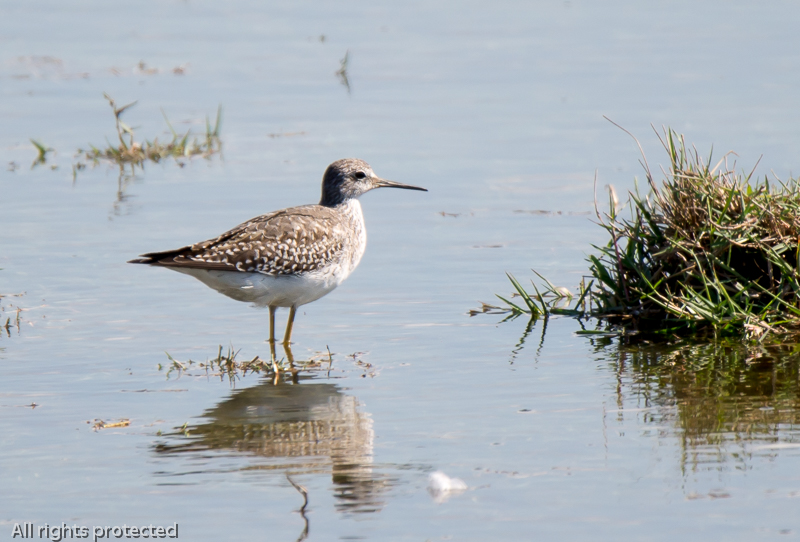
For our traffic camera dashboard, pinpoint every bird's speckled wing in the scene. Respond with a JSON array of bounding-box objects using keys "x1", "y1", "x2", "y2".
[{"x1": 131, "y1": 204, "x2": 347, "y2": 275}]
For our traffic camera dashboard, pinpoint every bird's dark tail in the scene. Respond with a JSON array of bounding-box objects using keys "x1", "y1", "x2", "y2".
[{"x1": 127, "y1": 248, "x2": 188, "y2": 265}]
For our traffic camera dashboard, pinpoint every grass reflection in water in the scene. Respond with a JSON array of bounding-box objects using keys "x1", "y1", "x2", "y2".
[
  {"x1": 605, "y1": 339, "x2": 800, "y2": 471},
  {"x1": 514, "y1": 317, "x2": 800, "y2": 471}
]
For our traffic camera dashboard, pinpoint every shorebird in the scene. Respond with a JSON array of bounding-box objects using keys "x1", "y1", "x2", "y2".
[{"x1": 129, "y1": 158, "x2": 427, "y2": 346}]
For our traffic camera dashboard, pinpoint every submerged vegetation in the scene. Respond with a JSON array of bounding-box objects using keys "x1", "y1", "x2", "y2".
[
  {"x1": 336, "y1": 50, "x2": 351, "y2": 93},
  {"x1": 486, "y1": 128, "x2": 800, "y2": 341},
  {"x1": 20, "y1": 94, "x2": 222, "y2": 177},
  {"x1": 0, "y1": 290, "x2": 24, "y2": 338},
  {"x1": 160, "y1": 345, "x2": 335, "y2": 384},
  {"x1": 30, "y1": 139, "x2": 53, "y2": 168},
  {"x1": 77, "y1": 93, "x2": 222, "y2": 172},
  {"x1": 162, "y1": 346, "x2": 279, "y2": 383}
]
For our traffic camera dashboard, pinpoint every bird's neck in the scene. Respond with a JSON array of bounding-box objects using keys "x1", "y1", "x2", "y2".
[
  {"x1": 333, "y1": 198, "x2": 364, "y2": 221},
  {"x1": 320, "y1": 191, "x2": 356, "y2": 207},
  {"x1": 320, "y1": 184, "x2": 352, "y2": 206},
  {"x1": 337, "y1": 199, "x2": 367, "y2": 275}
]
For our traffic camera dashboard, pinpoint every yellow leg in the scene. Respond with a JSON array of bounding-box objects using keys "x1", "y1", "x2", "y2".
[
  {"x1": 283, "y1": 305, "x2": 297, "y2": 346},
  {"x1": 268, "y1": 306, "x2": 281, "y2": 374},
  {"x1": 268, "y1": 338, "x2": 277, "y2": 364},
  {"x1": 283, "y1": 341, "x2": 295, "y2": 364},
  {"x1": 283, "y1": 342, "x2": 299, "y2": 383},
  {"x1": 268, "y1": 306, "x2": 277, "y2": 344}
]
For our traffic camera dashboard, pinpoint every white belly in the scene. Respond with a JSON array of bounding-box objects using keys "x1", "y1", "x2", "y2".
[{"x1": 172, "y1": 267, "x2": 344, "y2": 308}]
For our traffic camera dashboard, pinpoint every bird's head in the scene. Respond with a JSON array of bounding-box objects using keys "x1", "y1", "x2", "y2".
[{"x1": 320, "y1": 158, "x2": 427, "y2": 206}]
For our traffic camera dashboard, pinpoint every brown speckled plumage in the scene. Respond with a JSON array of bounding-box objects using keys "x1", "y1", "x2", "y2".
[{"x1": 131, "y1": 205, "x2": 354, "y2": 276}]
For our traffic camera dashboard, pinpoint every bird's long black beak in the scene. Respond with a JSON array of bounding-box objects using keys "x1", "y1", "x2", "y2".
[{"x1": 373, "y1": 177, "x2": 428, "y2": 192}]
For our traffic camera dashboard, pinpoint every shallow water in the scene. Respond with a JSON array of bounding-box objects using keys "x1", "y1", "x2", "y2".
[{"x1": 3, "y1": 1, "x2": 800, "y2": 540}]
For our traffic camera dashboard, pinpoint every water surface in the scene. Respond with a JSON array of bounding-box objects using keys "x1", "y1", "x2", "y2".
[{"x1": 3, "y1": 1, "x2": 800, "y2": 540}]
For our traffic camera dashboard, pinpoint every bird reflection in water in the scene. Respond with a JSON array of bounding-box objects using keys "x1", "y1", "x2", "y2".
[{"x1": 153, "y1": 377, "x2": 389, "y2": 516}]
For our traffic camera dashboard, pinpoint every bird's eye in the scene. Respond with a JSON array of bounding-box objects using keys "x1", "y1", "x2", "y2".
[{"x1": 355, "y1": 171, "x2": 366, "y2": 179}]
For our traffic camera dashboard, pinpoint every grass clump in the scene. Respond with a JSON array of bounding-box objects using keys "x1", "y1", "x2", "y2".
[
  {"x1": 488, "y1": 128, "x2": 800, "y2": 340},
  {"x1": 79, "y1": 93, "x2": 221, "y2": 169}
]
